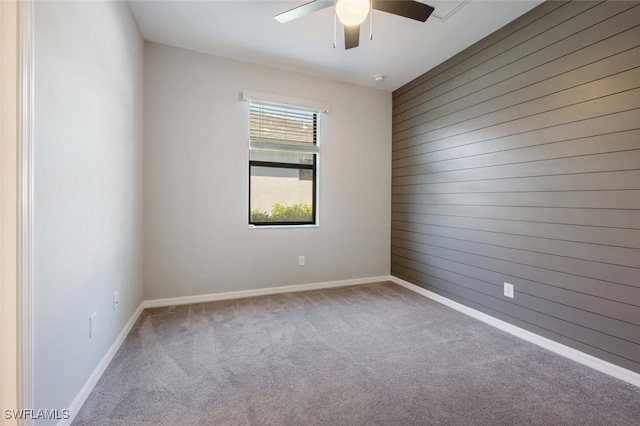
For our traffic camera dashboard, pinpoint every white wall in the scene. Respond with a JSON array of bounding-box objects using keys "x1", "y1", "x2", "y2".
[
  {"x1": 1, "y1": 1, "x2": 18, "y2": 423},
  {"x1": 144, "y1": 42, "x2": 392, "y2": 300},
  {"x1": 33, "y1": 1, "x2": 144, "y2": 420}
]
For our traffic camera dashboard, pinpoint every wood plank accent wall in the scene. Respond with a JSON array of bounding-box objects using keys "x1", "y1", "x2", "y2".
[{"x1": 391, "y1": 0, "x2": 640, "y2": 374}]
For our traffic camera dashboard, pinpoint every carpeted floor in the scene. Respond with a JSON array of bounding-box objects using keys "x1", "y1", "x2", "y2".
[{"x1": 73, "y1": 282, "x2": 640, "y2": 425}]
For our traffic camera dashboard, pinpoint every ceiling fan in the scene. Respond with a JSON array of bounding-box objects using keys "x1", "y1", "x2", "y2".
[{"x1": 275, "y1": 0, "x2": 435, "y2": 50}]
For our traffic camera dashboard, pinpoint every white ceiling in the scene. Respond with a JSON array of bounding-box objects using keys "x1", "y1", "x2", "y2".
[{"x1": 128, "y1": 0, "x2": 544, "y2": 91}]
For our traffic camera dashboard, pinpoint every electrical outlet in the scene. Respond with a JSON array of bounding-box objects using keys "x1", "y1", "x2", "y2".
[
  {"x1": 504, "y1": 282, "x2": 515, "y2": 299},
  {"x1": 113, "y1": 291, "x2": 119, "y2": 310},
  {"x1": 298, "y1": 255, "x2": 305, "y2": 266},
  {"x1": 89, "y1": 312, "x2": 97, "y2": 337}
]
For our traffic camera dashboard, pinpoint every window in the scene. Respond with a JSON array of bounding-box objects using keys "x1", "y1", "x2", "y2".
[{"x1": 248, "y1": 102, "x2": 320, "y2": 226}]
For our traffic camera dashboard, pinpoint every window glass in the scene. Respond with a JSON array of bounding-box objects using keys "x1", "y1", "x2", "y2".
[{"x1": 250, "y1": 165, "x2": 314, "y2": 223}]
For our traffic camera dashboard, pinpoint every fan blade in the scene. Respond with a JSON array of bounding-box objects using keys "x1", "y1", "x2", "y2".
[
  {"x1": 372, "y1": 1, "x2": 434, "y2": 22},
  {"x1": 275, "y1": 0, "x2": 333, "y2": 23},
  {"x1": 344, "y1": 25, "x2": 360, "y2": 49}
]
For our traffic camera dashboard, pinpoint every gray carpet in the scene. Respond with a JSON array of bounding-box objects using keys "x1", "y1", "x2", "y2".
[{"x1": 73, "y1": 282, "x2": 640, "y2": 425}]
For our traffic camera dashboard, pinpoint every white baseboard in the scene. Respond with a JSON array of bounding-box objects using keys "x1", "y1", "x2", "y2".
[
  {"x1": 144, "y1": 275, "x2": 390, "y2": 309},
  {"x1": 59, "y1": 302, "x2": 145, "y2": 426},
  {"x1": 390, "y1": 276, "x2": 640, "y2": 388}
]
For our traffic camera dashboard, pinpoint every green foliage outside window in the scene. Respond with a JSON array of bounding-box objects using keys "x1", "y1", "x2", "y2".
[{"x1": 251, "y1": 203, "x2": 313, "y2": 223}]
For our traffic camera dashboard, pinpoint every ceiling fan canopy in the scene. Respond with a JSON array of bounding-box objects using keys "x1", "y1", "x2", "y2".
[{"x1": 275, "y1": 0, "x2": 435, "y2": 50}]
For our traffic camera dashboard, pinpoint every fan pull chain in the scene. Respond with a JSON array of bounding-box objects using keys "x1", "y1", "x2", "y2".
[
  {"x1": 369, "y1": 0, "x2": 373, "y2": 40},
  {"x1": 333, "y1": 9, "x2": 337, "y2": 48}
]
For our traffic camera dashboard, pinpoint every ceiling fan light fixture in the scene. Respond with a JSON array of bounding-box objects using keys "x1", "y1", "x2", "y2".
[{"x1": 335, "y1": 0, "x2": 371, "y2": 26}]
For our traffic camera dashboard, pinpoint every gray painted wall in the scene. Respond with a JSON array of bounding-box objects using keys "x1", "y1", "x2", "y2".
[
  {"x1": 34, "y1": 1, "x2": 144, "y2": 420},
  {"x1": 143, "y1": 42, "x2": 391, "y2": 300},
  {"x1": 391, "y1": 1, "x2": 640, "y2": 373}
]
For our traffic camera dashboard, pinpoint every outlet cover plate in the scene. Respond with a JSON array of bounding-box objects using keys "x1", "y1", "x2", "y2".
[
  {"x1": 89, "y1": 312, "x2": 97, "y2": 337},
  {"x1": 504, "y1": 282, "x2": 515, "y2": 299}
]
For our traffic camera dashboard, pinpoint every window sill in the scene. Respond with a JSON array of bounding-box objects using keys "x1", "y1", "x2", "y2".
[{"x1": 248, "y1": 224, "x2": 319, "y2": 230}]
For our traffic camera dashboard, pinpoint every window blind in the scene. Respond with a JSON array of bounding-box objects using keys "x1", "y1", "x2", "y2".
[{"x1": 249, "y1": 103, "x2": 319, "y2": 153}]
